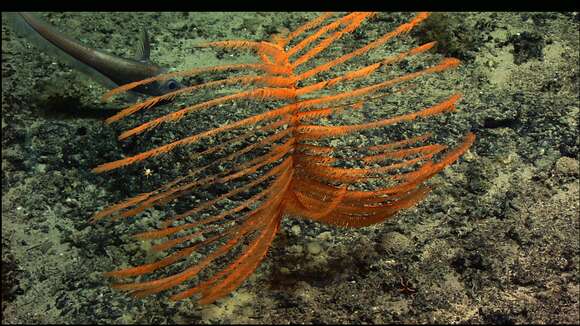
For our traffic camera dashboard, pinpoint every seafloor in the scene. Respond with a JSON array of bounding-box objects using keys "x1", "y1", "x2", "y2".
[{"x1": 1, "y1": 12, "x2": 579, "y2": 324}]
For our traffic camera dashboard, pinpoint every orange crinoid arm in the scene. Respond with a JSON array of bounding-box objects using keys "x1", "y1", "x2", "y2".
[{"x1": 92, "y1": 12, "x2": 475, "y2": 305}]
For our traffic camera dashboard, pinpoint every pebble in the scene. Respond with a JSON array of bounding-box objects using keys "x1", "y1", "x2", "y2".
[
  {"x1": 291, "y1": 224, "x2": 301, "y2": 236},
  {"x1": 554, "y1": 157, "x2": 579, "y2": 176},
  {"x1": 306, "y1": 242, "x2": 322, "y2": 255},
  {"x1": 316, "y1": 231, "x2": 332, "y2": 241},
  {"x1": 381, "y1": 231, "x2": 412, "y2": 254}
]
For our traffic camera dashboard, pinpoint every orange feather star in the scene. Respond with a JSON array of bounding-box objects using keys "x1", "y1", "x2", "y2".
[{"x1": 92, "y1": 12, "x2": 475, "y2": 305}]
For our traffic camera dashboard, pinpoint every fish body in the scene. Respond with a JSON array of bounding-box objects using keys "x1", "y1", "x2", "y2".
[{"x1": 7, "y1": 12, "x2": 180, "y2": 97}]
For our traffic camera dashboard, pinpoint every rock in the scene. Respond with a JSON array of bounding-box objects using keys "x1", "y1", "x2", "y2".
[
  {"x1": 291, "y1": 224, "x2": 301, "y2": 236},
  {"x1": 554, "y1": 157, "x2": 579, "y2": 176},
  {"x1": 381, "y1": 231, "x2": 412, "y2": 254},
  {"x1": 306, "y1": 242, "x2": 322, "y2": 255}
]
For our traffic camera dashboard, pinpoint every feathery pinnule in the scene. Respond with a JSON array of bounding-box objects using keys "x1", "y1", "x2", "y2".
[{"x1": 92, "y1": 12, "x2": 475, "y2": 304}]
